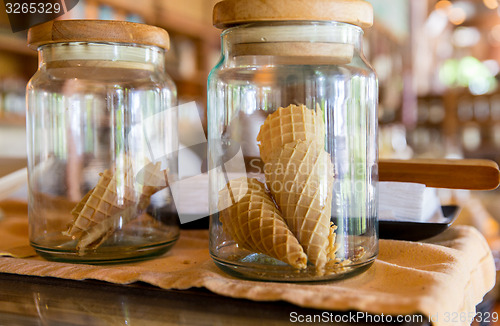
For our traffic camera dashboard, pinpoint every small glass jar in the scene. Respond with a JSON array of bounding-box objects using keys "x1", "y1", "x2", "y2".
[
  {"x1": 26, "y1": 20, "x2": 179, "y2": 263},
  {"x1": 208, "y1": 0, "x2": 378, "y2": 281}
]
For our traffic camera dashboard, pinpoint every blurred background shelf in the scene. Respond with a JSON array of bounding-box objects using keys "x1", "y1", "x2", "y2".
[
  {"x1": 96, "y1": 0, "x2": 156, "y2": 23},
  {"x1": 0, "y1": 113, "x2": 25, "y2": 127},
  {"x1": 0, "y1": 34, "x2": 36, "y2": 57},
  {"x1": 0, "y1": 0, "x2": 221, "y2": 132},
  {"x1": 1, "y1": 0, "x2": 500, "y2": 166}
]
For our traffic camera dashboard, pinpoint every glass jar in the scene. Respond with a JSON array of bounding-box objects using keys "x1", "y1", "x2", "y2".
[
  {"x1": 26, "y1": 20, "x2": 179, "y2": 263},
  {"x1": 208, "y1": 0, "x2": 378, "y2": 281}
]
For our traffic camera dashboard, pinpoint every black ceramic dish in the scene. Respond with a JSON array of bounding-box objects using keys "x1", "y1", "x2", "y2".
[
  {"x1": 179, "y1": 206, "x2": 461, "y2": 241},
  {"x1": 379, "y1": 205, "x2": 460, "y2": 241}
]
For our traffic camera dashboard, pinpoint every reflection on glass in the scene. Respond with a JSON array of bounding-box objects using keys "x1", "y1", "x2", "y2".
[
  {"x1": 462, "y1": 123, "x2": 482, "y2": 151},
  {"x1": 474, "y1": 98, "x2": 490, "y2": 122},
  {"x1": 458, "y1": 99, "x2": 474, "y2": 121},
  {"x1": 491, "y1": 95, "x2": 500, "y2": 120},
  {"x1": 428, "y1": 102, "x2": 445, "y2": 124},
  {"x1": 492, "y1": 123, "x2": 500, "y2": 148},
  {"x1": 417, "y1": 102, "x2": 429, "y2": 123}
]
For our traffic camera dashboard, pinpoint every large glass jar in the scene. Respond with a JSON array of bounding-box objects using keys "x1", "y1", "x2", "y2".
[
  {"x1": 208, "y1": 0, "x2": 378, "y2": 281},
  {"x1": 26, "y1": 20, "x2": 179, "y2": 263}
]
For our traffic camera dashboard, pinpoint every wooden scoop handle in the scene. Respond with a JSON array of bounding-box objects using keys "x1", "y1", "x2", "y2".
[{"x1": 379, "y1": 159, "x2": 500, "y2": 190}]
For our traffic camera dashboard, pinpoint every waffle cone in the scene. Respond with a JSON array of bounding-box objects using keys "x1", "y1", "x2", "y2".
[
  {"x1": 257, "y1": 104, "x2": 325, "y2": 163},
  {"x1": 69, "y1": 187, "x2": 94, "y2": 238},
  {"x1": 64, "y1": 162, "x2": 167, "y2": 254},
  {"x1": 218, "y1": 177, "x2": 307, "y2": 269},
  {"x1": 264, "y1": 140, "x2": 335, "y2": 270},
  {"x1": 135, "y1": 161, "x2": 168, "y2": 198}
]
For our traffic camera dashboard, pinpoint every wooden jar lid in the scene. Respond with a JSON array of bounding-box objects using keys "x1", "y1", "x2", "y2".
[
  {"x1": 28, "y1": 20, "x2": 170, "y2": 51},
  {"x1": 213, "y1": 0, "x2": 373, "y2": 29}
]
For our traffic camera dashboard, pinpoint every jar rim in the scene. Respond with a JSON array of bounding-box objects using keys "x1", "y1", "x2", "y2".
[
  {"x1": 221, "y1": 21, "x2": 364, "y2": 38},
  {"x1": 218, "y1": 22, "x2": 366, "y2": 78}
]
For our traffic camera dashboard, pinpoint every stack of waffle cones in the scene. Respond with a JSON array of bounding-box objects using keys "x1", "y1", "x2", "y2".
[
  {"x1": 218, "y1": 177, "x2": 307, "y2": 269},
  {"x1": 264, "y1": 140, "x2": 335, "y2": 270},
  {"x1": 64, "y1": 161, "x2": 167, "y2": 255},
  {"x1": 257, "y1": 104, "x2": 325, "y2": 163},
  {"x1": 218, "y1": 104, "x2": 336, "y2": 271}
]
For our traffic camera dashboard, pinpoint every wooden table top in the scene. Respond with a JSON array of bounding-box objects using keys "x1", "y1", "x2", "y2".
[{"x1": 0, "y1": 273, "x2": 435, "y2": 326}]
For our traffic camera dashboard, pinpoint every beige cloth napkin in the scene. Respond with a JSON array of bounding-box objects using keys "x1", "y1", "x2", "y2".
[{"x1": 0, "y1": 200, "x2": 495, "y2": 326}]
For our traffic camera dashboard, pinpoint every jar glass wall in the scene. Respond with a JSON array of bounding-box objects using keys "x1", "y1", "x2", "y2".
[
  {"x1": 27, "y1": 41, "x2": 179, "y2": 263},
  {"x1": 208, "y1": 22, "x2": 378, "y2": 281}
]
